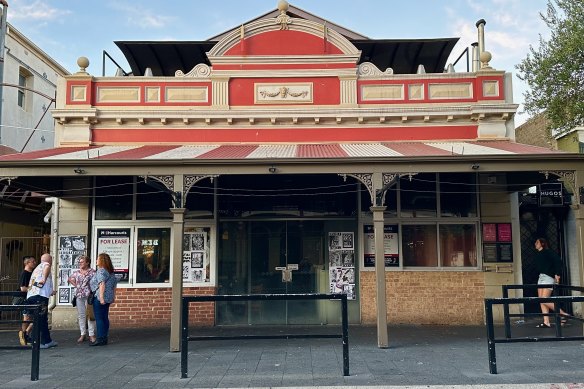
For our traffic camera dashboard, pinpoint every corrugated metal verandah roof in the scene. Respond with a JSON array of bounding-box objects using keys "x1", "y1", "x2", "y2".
[{"x1": 0, "y1": 141, "x2": 560, "y2": 162}]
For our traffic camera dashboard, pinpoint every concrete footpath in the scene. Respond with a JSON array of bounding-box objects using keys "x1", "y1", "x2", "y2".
[{"x1": 0, "y1": 322, "x2": 583, "y2": 389}]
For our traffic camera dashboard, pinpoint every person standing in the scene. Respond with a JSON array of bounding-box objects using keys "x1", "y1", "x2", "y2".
[
  {"x1": 89, "y1": 253, "x2": 117, "y2": 346},
  {"x1": 26, "y1": 253, "x2": 58, "y2": 349},
  {"x1": 68, "y1": 255, "x2": 96, "y2": 343},
  {"x1": 534, "y1": 238, "x2": 569, "y2": 328},
  {"x1": 16, "y1": 256, "x2": 36, "y2": 346}
]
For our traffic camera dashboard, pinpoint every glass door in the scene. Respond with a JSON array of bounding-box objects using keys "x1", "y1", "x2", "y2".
[{"x1": 217, "y1": 220, "x2": 324, "y2": 325}]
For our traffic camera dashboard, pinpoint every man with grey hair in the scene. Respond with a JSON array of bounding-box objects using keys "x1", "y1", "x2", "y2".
[
  {"x1": 25, "y1": 253, "x2": 57, "y2": 349},
  {"x1": 17, "y1": 256, "x2": 36, "y2": 346}
]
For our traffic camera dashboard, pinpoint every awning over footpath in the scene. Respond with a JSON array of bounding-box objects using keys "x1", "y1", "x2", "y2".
[{"x1": 0, "y1": 141, "x2": 560, "y2": 162}]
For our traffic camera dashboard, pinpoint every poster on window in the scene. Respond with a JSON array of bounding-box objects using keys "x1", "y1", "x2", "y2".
[
  {"x1": 363, "y1": 225, "x2": 399, "y2": 267},
  {"x1": 96, "y1": 228, "x2": 131, "y2": 282},
  {"x1": 328, "y1": 232, "x2": 355, "y2": 300},
  {"x1": 482, "y1": 223, "x2": 513, "y2": 263},
  {"x1": 57, "y1": 235, "x2": 86, "y2": 305},
  {"x1": 183, "y1": 230, "x2": 210, "y2": 283}
]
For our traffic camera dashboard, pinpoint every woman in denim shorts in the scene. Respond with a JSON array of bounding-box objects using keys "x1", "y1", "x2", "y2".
[{"x1": 534, "y1": 238, "x2": 568, "y2": 328}]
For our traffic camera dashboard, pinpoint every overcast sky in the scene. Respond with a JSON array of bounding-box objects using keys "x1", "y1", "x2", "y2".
[{"x1": 7, "y1": 0, "x2": 550, "y2": 125}]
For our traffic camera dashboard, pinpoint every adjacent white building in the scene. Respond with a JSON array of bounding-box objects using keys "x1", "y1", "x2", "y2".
[{"x1": 0, "y1": 23, "x2": 69, "y2": 154}]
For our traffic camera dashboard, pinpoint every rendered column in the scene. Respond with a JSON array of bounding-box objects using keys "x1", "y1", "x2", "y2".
[
  {"x1": 371, "y1": 205, "x2": 388, "y2": 348},
  {"x1": 170, "y1": 208, "x2": 186, "y2": 352}
]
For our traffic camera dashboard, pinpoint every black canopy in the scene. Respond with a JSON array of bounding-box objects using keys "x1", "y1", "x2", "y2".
[{"x1": 116, "y1": 37, "x2": 459, "y2": 77}]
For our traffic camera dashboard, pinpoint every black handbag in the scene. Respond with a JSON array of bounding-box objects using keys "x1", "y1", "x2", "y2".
[
  {"x1": 71, "y1": 296, "x2": 77, "y2": 307},
  {"x1": 87, "y1": 292, "x2": 95, "y2": 305}
]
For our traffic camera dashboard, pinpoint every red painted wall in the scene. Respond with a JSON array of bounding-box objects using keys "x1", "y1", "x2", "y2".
[
  {"x1": 229, "y1": 77, "x2": 340, "y2": 106},
  {"x1": 224, "y1": 30, "x2": 343, "y2": 56}
]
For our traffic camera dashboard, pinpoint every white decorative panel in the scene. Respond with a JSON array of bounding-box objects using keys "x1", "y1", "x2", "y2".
[
  {"x1": 145, "y1": 87, "x2": 160, "y2": 102},
  {"x1": 96, "y1": 87, "x2": 140, "y2": 103},
  {"x1": 408, "y1": 84, "x2": 424, "y2": 100},
  {"x1": 428, "y1": 83, "x2": 472, "y2": 99},
  {"x1": 70, "y1": 85, "x2": 87, "y2": 102},
  {"x1": 360, "y1": 84, "x2": 404, "y2": 101},
  {"x1": 165, "y1": 87, "x2": 208, "y2": 103},
  {"x1": 255, "y1": 83, "x2": 313, "y2": 104},
  {"x1": 482, "y1": 80, "x2": 499, "y2": 97}
]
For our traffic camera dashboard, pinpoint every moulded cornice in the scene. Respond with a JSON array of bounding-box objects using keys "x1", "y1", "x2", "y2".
[
  {"x1": 207, "y1": 54, "x2": 361, "y2": 65},
  {"x1": 207, "y1": 17, "x2": 360, "y2": 58},
  {"x1": 210, "y1": 68, "x2": 358, "y2": 79}
]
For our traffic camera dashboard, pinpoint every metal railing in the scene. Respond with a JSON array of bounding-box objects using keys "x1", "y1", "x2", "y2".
[
  {"x1": 484, "y1": 284, "x2": 584, "y2": 374},
  {"x1": 0, "y1": 291, "x2": 41, "y2": 381},
  {"x1": 180, "y1": 293, "x2": 349, "y2": 379}
]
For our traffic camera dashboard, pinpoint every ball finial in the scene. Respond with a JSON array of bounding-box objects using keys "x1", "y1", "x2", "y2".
[
  {"x1": 479, "y1": 50, "x2": 493, "y2": 70},
  {"x1": 77, "y1": 57, "x2": 90, "y2": 73},
  {"x1": 277, "y1": 0, "x2": 289, "y2": 13}
]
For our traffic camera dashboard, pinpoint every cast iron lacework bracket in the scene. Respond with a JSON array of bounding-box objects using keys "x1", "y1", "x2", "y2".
[
  {"x1": 375, "y1": 173, "x2": 417, "y2": 207},
  {"x1": 0, "y1": 176, "x2": 18, "y2": 185},
  {"x1": 140, "y1": 175, "x2": 181, "y2": 209},
  {"x1": 539, "y1": 170, "x2": 577, "y2": 205},
  {"x1": 183, "y1": 175, "x2": 219, "y2": 198},
  {"x1": 339, "y1": 173, "x2": 373, "y2": 205}
]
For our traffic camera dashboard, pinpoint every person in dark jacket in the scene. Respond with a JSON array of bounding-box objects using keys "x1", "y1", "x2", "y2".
[{"x1": 534, "y1": 238, "x2": 568, "y2": 328}]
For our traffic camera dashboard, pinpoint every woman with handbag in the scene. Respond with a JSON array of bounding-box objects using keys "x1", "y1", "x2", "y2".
[
  {"x1": 89, "y1": 253, "x2": 117, "y2": 346},
  {"x1": 68, "y1": 255, "x2": 96, "y2": 343}
]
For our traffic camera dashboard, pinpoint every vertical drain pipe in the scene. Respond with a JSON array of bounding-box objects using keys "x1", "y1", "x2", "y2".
[{"x1": 44, "y1": 197, "x2": 59, "y2": 311}]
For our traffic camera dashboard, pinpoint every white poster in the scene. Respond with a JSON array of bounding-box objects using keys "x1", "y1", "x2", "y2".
[
  {"x1": 328, "y1": 232, "x2": 355, "y2": 300},
  {"x1": 97, "y1": 228, "x2": 131, "y2": 282},
  {"x1": 57, "y1": 235, "x2": 86, "y2": 305}
]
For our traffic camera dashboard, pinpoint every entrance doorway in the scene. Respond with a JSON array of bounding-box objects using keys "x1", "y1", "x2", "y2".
[{"x1": 217, "y1": 220, "x2": 326, "y2": 325}]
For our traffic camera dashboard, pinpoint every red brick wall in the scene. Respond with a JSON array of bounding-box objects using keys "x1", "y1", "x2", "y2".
[
  {"x1": 360, "y1": 271, "x2": 485, "y2": 325},
  {"x1": 109, "y1": 287, "x2": 216, "y2": 328}
]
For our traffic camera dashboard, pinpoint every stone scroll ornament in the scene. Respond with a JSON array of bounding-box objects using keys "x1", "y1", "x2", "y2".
[
  {"x1": 175, "y1": 64, "x2": 211, "y2": 78},
  {"x1": 357, "y1": 62, "x2": 394, "y2": 76}
]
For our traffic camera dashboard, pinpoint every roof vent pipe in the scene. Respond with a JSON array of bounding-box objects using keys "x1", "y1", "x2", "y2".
[
  {"x1": 471, "y1": 42, "x2": 479, "y2": 72},
  {"x1": 476, "y1": 19, "x2": 486, "y2": 55}
]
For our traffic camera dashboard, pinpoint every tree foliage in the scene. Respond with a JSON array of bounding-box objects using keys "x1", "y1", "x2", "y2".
[{"x1": 516, "y1": 0, "x2": 584, "y2": 135}]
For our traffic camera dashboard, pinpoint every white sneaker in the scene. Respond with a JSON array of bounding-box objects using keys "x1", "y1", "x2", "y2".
[{"x1": 40, "y1": 340, "x2": 58, "y2": 349}]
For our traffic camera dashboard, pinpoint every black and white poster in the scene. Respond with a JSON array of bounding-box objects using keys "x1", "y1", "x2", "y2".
[
  {"x1": 328, "y1": 232, "x2": 355, "y2": 300},
  {"x1": 183, "y1": 229, "x2": 210, "y2": 283},
  {"x1": 57, "y1": 235, "x2": 86, "y2": 305}
]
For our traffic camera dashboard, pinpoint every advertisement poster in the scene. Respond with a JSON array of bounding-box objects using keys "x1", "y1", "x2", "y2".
[
  {"x1": 328, "y1": 232, "x2": 355, "y2": 300},
  {"x1": 183, "y1": 228, "x2": 210, "y2": 283},
  {"x1": 482, "y1": 223, "x2": 513, "y2": 262},
  {"x1": 363, "y1": 225, "x2": 399, "y2": 267},
  {"x1": 97, "y1": 228, "x2": 131, "y2": 282},
  {"x1": 57, "y1": 235, "x2": 86, "y2": 305},
  {"x1": 482, "y1": 223, "x2": 497, "y2": 242}
]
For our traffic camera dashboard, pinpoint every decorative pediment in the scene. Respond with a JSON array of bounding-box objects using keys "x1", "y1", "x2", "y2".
[{"x1": 207, "y1": 18, "x2": 361, "y2": 62}]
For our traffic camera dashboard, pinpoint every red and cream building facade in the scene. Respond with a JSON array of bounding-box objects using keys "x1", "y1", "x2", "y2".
[{"x1": 1, "y1": 1, "x2": 583, "y2": 348}]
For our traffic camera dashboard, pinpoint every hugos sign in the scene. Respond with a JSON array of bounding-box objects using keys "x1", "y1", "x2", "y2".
[{"x1": 539, "y1": 183, "x2": 564, "y2": 207}]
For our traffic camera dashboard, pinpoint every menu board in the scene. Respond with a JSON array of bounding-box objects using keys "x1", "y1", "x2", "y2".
[{"x1": 482, "y1": 223, "x2": 513, "y2": 262}]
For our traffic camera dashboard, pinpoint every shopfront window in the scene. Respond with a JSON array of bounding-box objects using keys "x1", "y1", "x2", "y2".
[
  {"x1": 402, "y1": 225, "x2": 438, "y2": 267},
  {"x1": 136, "y1": 228, "x2": 171, "y2": 283},
  {"x1": 94, "y1": 176, "x2": 133, "y2": 220},
  {"x1": 439, "y1": 224, "x2": 477, "y2": 267},
  {"x1": 440, "y1": 173, "x2": 477, "y2": 217},
  {"x1": 136, "y1": 181, "x2": 172, "y2": 219},
  {"x1": 400, "y1": 173, "x2": 437, "y2": 218},
  {"x1": 184, "y1": 179, "x2": 214, "y2": 219}
]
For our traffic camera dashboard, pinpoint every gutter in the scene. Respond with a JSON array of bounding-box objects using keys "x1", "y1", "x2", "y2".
[{"x1": 44, "y1": 197, "x2": 59, "y2": 312}]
